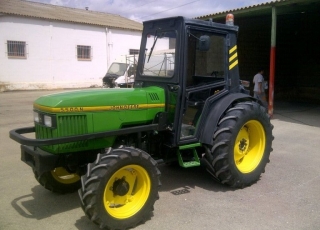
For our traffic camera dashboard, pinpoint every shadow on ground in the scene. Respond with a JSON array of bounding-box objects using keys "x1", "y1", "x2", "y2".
[
  {"x1": 11, "y1": 185, "x2": 80, "y2": 220},
  {"x1": 10, "y1": 184, "x2": 101, "y2": 229},
  {"x1": 11, "y1": 162, "x2": 234, "y2": 229},
  {"x1": 157, "y1": 163, "x2": 230, "y2": 193}
]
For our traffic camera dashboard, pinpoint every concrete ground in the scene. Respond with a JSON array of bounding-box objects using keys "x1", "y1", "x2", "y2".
[{"x1": 0, "y1": 90, "x2": 319, "y2": 230}]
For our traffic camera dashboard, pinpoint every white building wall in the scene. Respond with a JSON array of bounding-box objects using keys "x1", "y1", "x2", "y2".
[
  {"x1": 0, "y1": 15, "x2": 142, "y2": 91},
  {"x1": 107, "y1": 28, "x2": 142, "y2": 64}
]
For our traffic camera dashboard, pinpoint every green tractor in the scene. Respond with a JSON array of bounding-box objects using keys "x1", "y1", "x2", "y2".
[{"x1": 10, "y1": 16, "x2": 273, "y2": 229}]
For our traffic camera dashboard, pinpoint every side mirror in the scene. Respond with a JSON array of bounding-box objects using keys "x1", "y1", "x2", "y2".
[{"x1": 199, "y1": 35, "x2": 210, "y2": 51}]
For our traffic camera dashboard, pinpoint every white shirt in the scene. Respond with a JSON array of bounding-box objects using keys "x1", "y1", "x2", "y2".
[{"x1": 253, "y1": 73, "x2": 264, "y2": 92}]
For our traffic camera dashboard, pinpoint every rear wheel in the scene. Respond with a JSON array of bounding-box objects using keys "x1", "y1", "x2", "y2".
[
  {"x1": 204, "y1": 101, "x2": 273, "y2": 188},
  {"x1": 79, "y1": 147, "x2": 161, "y2": 230},
  {"x1": 34, "y1": 167, "x2": 81, "y2": 193}
]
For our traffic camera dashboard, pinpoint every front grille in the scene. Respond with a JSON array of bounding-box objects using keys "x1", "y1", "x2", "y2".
[
  {"x1": 35, "y1": 114, "x2": 89, "y2": 153},
  {"x1": 58, "y1": 115, "x2": 87, "y2": 136},
  {"x1": 35, "y1": 125, "x2": 54, "y2": 139}
]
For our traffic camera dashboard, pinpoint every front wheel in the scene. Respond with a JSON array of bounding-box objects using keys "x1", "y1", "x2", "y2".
[
  {"x1": 34, "y1": 167, "x2": 81, "y2": 193},
  {"x1": 79, "y1": 147, "x2": 161, "y2": 230},
  {"x1": 204, "y1": 101, "x2": 273, "y2": 188}
]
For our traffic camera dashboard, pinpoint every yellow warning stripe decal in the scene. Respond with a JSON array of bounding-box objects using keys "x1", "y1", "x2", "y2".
[
  {"x1": 229, "y1": 45, "x2": 237, "y2": 54},
  {"x1": 229, "y1": 52, "x2": 237, "y2": 62},
  {"x1": 34, "y1": 103, "x2": 165, "y2": 113},
  {"x1": 229, "y1": 60, "x2": 238, "y2": 70},
  {"x1": 229, "y1": 45, "x2": 238, "y2": 70}
]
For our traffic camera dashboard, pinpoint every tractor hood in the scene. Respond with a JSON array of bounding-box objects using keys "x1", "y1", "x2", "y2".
[{"x1": 33, "y1": 87, "x2": 165, "y2": 113}]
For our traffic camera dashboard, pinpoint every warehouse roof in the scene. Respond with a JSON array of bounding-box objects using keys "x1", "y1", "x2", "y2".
[
  {"x1": 196, "y1": 0, "x2": 320, "y2": 19},
  {"x1": 0, "y1": 0, "x2": 142, "y2": 31}
]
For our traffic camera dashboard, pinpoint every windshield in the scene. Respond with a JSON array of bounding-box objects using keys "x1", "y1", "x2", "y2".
[
  {"x1": 142, "y1": 30, "x2": 176, "y2": 78},
  {"x1": 107, "y1": 63, "x2": 129, "y2": 76}
]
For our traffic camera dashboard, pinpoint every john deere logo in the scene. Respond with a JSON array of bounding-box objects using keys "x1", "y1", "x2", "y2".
[{"x1": 110, "y1": 104, "x2": 139, "y2": 110}]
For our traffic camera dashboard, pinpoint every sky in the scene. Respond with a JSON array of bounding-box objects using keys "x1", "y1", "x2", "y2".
[{"x1": 30, "y1": 0, "x2": 272, "y2": 22}]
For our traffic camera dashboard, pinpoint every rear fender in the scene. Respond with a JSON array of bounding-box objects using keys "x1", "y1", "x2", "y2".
[{"x1": 199, "y1": 93, "x2": 258, "y2": 146}]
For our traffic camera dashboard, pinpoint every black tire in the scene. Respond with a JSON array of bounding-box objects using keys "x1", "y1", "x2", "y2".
[
  {"x1": 79, "y1": 147, "x2": 161, "y2": 230},
  {"x1": 34, "y1": 167, "x2": 81, "y2": 193},
  {"x1": 203, "y1": 101, "x2": 273, "y2": 188}
]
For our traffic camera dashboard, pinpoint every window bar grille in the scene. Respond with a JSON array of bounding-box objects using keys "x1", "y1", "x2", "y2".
[
  {"x1": 7, "y1": 41, "x2": 26, "y2": 58},
  {"x1": 77, "y1": 45, "x2": 92, "y2": 60}
]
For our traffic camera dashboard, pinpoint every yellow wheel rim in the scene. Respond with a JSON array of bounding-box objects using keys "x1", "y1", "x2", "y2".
[
  {"x1": 51, "y1": 167, "x2": 80, "y2": 184},
  {"x1": 234, "y1": 120, "x2": 266, "y2": 173},
  {"x1": 103, "y1": 165, "x2": 151, "y2": 219}
]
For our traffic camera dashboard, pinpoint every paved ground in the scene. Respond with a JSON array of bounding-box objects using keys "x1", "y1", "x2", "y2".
[{"x1": 1, "y1": 90, "x2": 320, "y2": 230}]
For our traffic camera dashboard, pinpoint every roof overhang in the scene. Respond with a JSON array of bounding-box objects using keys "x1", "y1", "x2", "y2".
[{"x1": 197, "y1": 0, "x2": 320, "y2": 20}]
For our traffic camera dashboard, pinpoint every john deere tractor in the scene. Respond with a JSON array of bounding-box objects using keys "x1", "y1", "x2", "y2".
[{"x1": 10, "y1": 16, "x2": 273, "y2": 230}]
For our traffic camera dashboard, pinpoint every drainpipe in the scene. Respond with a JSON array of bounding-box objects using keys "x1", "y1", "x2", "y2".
[
  {"x1": 106, "y1": 28, "x2": 110, "y2": 68},
  {"x1": 268, "y1": 6, "x2": 277, "y2": 117},
  {"x1": 50, "y1": 22, "x2": 53, "y2": 88},
  {"x1": 106, "y1": 28, "x2": 114, "y2": 69}
]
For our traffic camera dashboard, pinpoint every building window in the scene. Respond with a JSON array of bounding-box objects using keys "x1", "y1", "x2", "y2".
[
  {"x1": 129, "y1": 49, "x2": 139, "y2": 55},
  {"x1": 7, "y1": 41, "x2": 27, "y2": 58},
  {"x1": 77, "y1": 45, "x2": 91, "y2": 60}
]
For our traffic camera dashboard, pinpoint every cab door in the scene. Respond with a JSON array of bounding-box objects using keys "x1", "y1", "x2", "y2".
[{"x1": 177, "y1": 29, "x2": 228, "y2": 143}]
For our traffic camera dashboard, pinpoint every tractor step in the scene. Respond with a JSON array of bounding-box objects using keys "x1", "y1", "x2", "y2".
[{"x1": 177, "y1": 143, "x2": 201, "y2": 168}]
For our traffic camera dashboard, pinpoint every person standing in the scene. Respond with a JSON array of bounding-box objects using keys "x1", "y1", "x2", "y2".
[{"x1": 253, "y1": 69, "x2": 268, "y2": 108}]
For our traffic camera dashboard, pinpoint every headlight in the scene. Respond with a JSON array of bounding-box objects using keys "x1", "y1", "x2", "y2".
[
  {"x1": 34, "y1": 111, "x2": 40, "y2": 123},
  {"x1": 44, "y1": 115, "x2": 52, "y2": 127},
  {"x1": 33, "y1": 111, "x2": 56, "y2": 128}
]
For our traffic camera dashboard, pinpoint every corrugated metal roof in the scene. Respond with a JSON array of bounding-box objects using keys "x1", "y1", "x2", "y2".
[
  {"x1": 0, "y1": 0, "x2": 142, "y2": 31},
  {"x1": 196, "y1": 0, "x2": 318, "y2": 19}
]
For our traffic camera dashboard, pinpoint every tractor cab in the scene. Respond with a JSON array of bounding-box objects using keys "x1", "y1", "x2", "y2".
[{"x1": 135, "y1": 16, "x2": 240, "y2": 146}]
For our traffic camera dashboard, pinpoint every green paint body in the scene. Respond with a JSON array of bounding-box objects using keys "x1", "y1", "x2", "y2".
[{"x1": 33, "y1": 87, "x2": 166, "y2": 154}]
